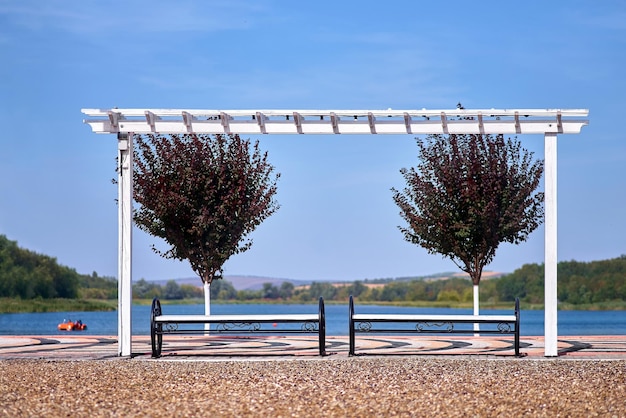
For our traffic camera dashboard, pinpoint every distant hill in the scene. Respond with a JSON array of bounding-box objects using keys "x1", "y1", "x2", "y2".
[
  {"x1": 222, "y1": 275, "x2": 311, "y2": 290},
  {"x1": 152, "y1": 275, "x2": 312, "y2": 291},
  {"x1": 152, "y1": 271, "x2": 505, "y2": 291}
]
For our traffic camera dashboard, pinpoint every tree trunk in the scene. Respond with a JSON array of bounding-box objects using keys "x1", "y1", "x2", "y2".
[
  {"x1": 204, "y1": 281, "x2": 211, "y2": 334},
  {"x1": 473, "y1": 284, "x2": 480, "y2": 335}
]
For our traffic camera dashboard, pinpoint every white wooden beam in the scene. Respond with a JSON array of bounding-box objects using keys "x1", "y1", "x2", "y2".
[
  {"x1": 293, "y1": 112, "x2": 303, "y2": 134},
  {"x1": 403, "y1": 112, "x2": 411, "y2": 134},
  {"x1": 255, "y1": 112, "x2": 266, "y2": 134},
  {"x1": 84, "y1": 108, "x2": 589, "y2": 118},
  {"x1": 368, "y1": 112, "x2": 377, "y2": 134},
  {"x1": 182, "y1": 111, "x2": 194, "y2": 133},
  {"x1": 440, "y1": 112, "x2": 449, "y2": 134},
  {"x1": 108, "y1": 111, "x2": 120, "y2": 130},
  {"x1": 330, "y1": 112, "x2": 339, "y2": 134},
  {"x1": 144, "y1": 111, "x2": 157, "y2": 132},
  {"x1": 220, "y1": 112, "x2": 230, "y2": 132}
]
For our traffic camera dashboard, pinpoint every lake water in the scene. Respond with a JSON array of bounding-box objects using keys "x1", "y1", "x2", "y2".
[{"x1": 0, "y1": 303, "x2": 624, "y2": 336}]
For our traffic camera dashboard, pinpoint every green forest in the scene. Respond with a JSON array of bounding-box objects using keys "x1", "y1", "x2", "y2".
[{"x1": 1, "y1": 234, "x2": 625, "y2": 312}]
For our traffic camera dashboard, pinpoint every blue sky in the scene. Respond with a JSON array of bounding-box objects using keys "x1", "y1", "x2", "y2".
[{"x1": 1, "y1": 1, "x2": 624, "y2": 283}]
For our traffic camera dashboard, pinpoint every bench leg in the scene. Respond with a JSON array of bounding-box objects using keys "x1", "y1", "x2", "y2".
[
  {"x1": 318, "y1": 328, "x2": 326, "y2": 356},
  {"x1": 150, "y1": 298, "x2": 163, "y2": 358},
  {"x1": 514, "y1": 298, "x2": 521, "y2": 357},
  {"x1": 151, "y1": 324, "x2": 163, "y2": 358},
  {"x1": 318, "y1": 297, "x2": 326, "y2": 356},
  {"x1": 348, "y1": 295, "x2": 356, "y2": 356}
]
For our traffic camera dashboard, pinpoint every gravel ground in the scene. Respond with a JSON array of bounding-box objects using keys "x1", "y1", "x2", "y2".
[{"x1": 1, "y1": 357, "x2": 625, "y2": 417}]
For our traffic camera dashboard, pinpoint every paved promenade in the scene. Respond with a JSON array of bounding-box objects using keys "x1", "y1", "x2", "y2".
[{"x1": 1, "y1": 334, "x2": 625, "y2": 360}]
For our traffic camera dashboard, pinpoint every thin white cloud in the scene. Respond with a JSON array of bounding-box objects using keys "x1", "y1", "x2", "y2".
[
  {"x1": 133, "y1": 40, "x2": 460, "y2": 109},
  {"x1": 1, "y1": 0, "x2": 268, "y2": 35},
  {"x1": 3, "y1": 1, "x2": 459, "y2": 108}
]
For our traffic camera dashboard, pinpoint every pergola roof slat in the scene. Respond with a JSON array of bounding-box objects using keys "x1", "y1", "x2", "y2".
[{"x1": 82, "y1": 108, "x2": 588, "y2": 135}]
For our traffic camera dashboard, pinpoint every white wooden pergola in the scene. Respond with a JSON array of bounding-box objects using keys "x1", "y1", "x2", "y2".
[{"x1": 82, "y1": 107, "x2": 589, "y2": 357}]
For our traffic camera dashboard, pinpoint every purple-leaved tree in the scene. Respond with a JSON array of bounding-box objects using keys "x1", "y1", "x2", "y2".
[
  {"x1": 133, "y1": 133, "x2": 280, "y2": 317},
  {"x1": 392, "y1": 133, "x2": 544, "y2": 329}
]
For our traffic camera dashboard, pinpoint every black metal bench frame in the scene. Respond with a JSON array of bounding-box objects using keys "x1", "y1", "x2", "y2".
[
  {"x1": 150, "y1": 297, "x2": 326, "y2": 357},
  {"x1": 348, "y1": 296, "x2": 521, "y2": 356}
]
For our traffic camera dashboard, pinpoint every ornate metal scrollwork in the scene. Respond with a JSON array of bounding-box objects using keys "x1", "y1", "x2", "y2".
[
  {"x1": 165, "y1": 323, "x2": 179, "y2": 331},
  {"x1": 497, "y1": 322, "x2": 512, "y2": 332},
  {"x1": 301, "y1": 321, "x2": 319, "y2": 332},
  {"x1": 216, "y1": 322, "x2": 262, "y2": 332},
  {"x1": 416, "y1": 321, "x2": 454, "y2": 332},
  {"x1": 357, "y1": 321, "x2": 372, "y2": 332}
]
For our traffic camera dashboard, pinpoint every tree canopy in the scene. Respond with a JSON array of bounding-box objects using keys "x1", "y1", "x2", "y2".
[
  {"x1": 133, "y1": 133, "x2": 280, "y2": 285},
  {"x1": 0, "y1": 234, "x2": 80, "y2": 299},
  {"x1": 392, "y1": 133, "x2": 544, "y2": 286}
]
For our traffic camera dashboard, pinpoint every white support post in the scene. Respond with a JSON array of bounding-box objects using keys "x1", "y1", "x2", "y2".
[
  {"x1": 544, "y1": 133, "x2": 558, "y2": 357},
  {"x1": 117, "y1": 133, "x2": 133, "y2": 357}
]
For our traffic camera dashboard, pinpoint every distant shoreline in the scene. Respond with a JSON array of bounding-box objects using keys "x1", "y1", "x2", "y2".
[{"x1": 1, "y1": 297, "x2": 625, "y2": 314}]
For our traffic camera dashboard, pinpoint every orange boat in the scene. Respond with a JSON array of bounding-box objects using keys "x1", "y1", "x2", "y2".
[{"x1": 57, "y1": 319, "x2": 87, "y2": 331}]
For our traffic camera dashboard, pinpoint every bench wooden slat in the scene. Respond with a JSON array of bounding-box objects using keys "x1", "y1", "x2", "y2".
[
  {"x1": 156, "y1": 314, "x2": 319, "y2": 323},
  {"x1": 352, "y1": 314, "x2": 516, "y2": 322}
]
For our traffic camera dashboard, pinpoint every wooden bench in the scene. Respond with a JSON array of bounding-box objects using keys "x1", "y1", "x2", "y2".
[
  {"x1": 150, "y1": 297, "x2": 327, "y2": 357},
  {"x1": 348, "y1": 296, "x2": 521, "y2": 356}
]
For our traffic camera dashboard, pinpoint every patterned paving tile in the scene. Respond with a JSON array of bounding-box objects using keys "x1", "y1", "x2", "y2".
[{"x1": 2, "y1": 335, "x2": 626, "y2": 360}]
